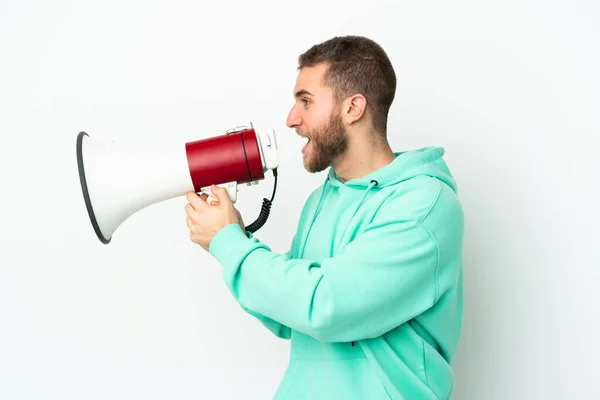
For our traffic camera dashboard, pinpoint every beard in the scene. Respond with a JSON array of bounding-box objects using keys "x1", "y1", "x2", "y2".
[{"x1": 302, "y1": 108, "x2": 349, "y2": 173}]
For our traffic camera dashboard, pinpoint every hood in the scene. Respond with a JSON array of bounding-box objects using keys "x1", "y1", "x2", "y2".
[{"x1": 326, "y1": 146, "x2": 458, "y2": 193}]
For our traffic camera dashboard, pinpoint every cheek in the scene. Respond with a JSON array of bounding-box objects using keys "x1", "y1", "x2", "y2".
[{"x1": 307, "y1": 112, "x2": 328, "y2": 131}]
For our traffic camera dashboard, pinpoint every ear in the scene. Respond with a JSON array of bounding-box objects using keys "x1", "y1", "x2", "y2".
[{"x1": 341, "y1": 94, "x2": 367, "y2": 125}]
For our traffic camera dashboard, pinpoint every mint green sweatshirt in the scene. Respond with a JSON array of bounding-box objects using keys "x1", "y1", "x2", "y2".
[{"x1": 209, "y1": 147, "x2": 464, "y2": 399}]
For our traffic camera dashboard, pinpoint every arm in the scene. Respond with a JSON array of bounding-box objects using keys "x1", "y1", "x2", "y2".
[
  {"x1": 237, "y1": 231, "x2": 292, "y2": 339},
  {"x1": 209, "y1": 215, "x2": 445, "y2": 343}
]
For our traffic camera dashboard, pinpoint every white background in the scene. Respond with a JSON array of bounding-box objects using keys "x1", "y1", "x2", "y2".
[{"x1": 1, "y1": 0, "x2": 599, "y2": 399}]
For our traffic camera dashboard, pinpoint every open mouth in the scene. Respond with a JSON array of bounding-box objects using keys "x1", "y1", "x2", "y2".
[{"x1": 302, "y1": 137, "x2": 311, "y2": 153}]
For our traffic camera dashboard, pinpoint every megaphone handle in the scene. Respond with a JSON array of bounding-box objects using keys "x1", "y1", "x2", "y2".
[{"x1": 199, "y1": 181, "x2": 238, "y2": 204}]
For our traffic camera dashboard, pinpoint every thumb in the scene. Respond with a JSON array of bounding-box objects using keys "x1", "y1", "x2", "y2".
[{"x1": 211, "y1": 184, "x2": 232, "y2": 205}]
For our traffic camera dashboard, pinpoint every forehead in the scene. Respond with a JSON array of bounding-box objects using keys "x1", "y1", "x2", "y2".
[{"x1": 294, "y1": 63, "x2": 331, "y2": 96}]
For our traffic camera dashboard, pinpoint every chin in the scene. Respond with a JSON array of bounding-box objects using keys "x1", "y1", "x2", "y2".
[{"x1": 304, "y1": 161, "x2": 327, "y2": 174}]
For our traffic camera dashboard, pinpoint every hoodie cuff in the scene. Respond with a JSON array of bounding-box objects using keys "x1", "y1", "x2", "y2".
[{"x1": 209, "y1": 224, "x2": 254, "y2": 267}]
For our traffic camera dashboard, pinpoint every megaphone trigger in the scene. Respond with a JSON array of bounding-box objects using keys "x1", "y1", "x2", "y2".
[{"x1": 198, "y1": 181, "x2": 238, "y2": 204}]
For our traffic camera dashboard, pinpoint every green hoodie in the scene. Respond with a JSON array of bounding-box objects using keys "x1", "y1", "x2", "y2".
[{"x1": 209, "y1": 146, "x2": 464, "y2": 399}]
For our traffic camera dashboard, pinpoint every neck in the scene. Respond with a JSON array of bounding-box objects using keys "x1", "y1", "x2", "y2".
[{"x1": 333, "y1": 133, "x2": 396, "y2": 183}]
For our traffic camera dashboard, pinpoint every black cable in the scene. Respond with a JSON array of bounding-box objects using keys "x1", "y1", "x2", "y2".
[{"x1": 246, "y1": 168, "x2": 278, "y2": 233}]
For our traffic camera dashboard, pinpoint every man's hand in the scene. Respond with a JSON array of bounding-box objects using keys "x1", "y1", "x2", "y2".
[{"x1": 185, "y1": 185, "x2": 244, "y2": 251}]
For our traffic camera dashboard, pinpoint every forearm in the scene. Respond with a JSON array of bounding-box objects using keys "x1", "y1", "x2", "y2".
[{"x1": 210, "y1": 222, "x2": 440, "y2": 343}]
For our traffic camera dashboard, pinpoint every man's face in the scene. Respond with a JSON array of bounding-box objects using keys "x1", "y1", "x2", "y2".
[{"x1": 286, "y1": 63, "x2": 348, "y2": 173}]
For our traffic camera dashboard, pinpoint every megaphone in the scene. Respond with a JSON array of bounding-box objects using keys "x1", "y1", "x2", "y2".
[{"x1": 76, "y1": 123, "x2": 279, "y2": 244}]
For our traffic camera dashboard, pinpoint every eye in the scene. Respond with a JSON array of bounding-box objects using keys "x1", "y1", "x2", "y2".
[{"x1": 301, "y1": 98, "x2": 311, "y2": 106}]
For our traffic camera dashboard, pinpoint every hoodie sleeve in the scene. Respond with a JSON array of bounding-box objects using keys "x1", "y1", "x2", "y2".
[
  {"x1": 209, "y1": 211, "x2": 444, "y2": 343},
  {"x1": 236, "y1": 231, "x2": 292, "y2": 339}
]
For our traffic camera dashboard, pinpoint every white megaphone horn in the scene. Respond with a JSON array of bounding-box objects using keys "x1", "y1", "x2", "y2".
[{"x1": 76, "y1": 123, "x2": 279, "y2": 244}]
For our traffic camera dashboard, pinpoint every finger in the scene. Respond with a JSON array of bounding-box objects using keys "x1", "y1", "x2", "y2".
[
  {"x1": 211, "y1": 184, "x2": 232, "y2": 206},
  {"x1": 185, "y1": 203, "x2": 200, "y2": 219},
  {"x1": 209, "y1": 200, "x2": 220, "y2": 206},
  {"x1": 186, "y1": 217, "x2": 192, "y2": 228},
  {"x1": 186, "y1": 191, "x2": 207, "y2": 210}
]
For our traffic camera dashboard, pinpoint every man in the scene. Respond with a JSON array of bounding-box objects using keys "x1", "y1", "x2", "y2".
[{"x1": 185, "y1": 36, "x2": 464, "y2": 400}]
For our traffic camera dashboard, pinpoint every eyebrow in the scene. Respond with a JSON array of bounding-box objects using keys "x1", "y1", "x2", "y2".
[{"x1": 295, "y1": 89, "x2": 314, "y2": 98}]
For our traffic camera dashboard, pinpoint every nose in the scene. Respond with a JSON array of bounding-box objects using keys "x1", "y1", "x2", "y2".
[{"x1": 286, "y1": 105, "x2": 301, "y2": 128}]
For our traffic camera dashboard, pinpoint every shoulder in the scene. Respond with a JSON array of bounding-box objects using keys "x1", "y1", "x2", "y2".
[
  {"x1": 367, "y1": 176, "x2": 463, "y2": 250},
  {"x1": 376, "y1": 176, "x2": 448, "y2": 221},
  {"x1": 371, "y1": 176, "x2": 463, "y2": 232}
]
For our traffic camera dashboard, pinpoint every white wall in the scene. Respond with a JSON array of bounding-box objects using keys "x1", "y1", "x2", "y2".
[{"x1": 1, "y1": 0, "x2": 598, "y2": 399}]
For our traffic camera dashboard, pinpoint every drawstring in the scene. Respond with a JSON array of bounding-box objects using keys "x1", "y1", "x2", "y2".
[
  {"x1": 356, "y1": 180, "x2": 379, "y2": 208},
  {"x1": 348, "y1": 179, "x2": 378, "y2": 350},
  {"x1": 346, "y1": 179, "x2": 379, "y2": 232},
  {"x1": 299, "y1": 179, "x2": 379, "y2": 259}
]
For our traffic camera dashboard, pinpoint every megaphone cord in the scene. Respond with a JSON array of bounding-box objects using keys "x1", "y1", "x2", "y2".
[{"x1": 246, "y1": 168, "x2": 278, "y2": 234}]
